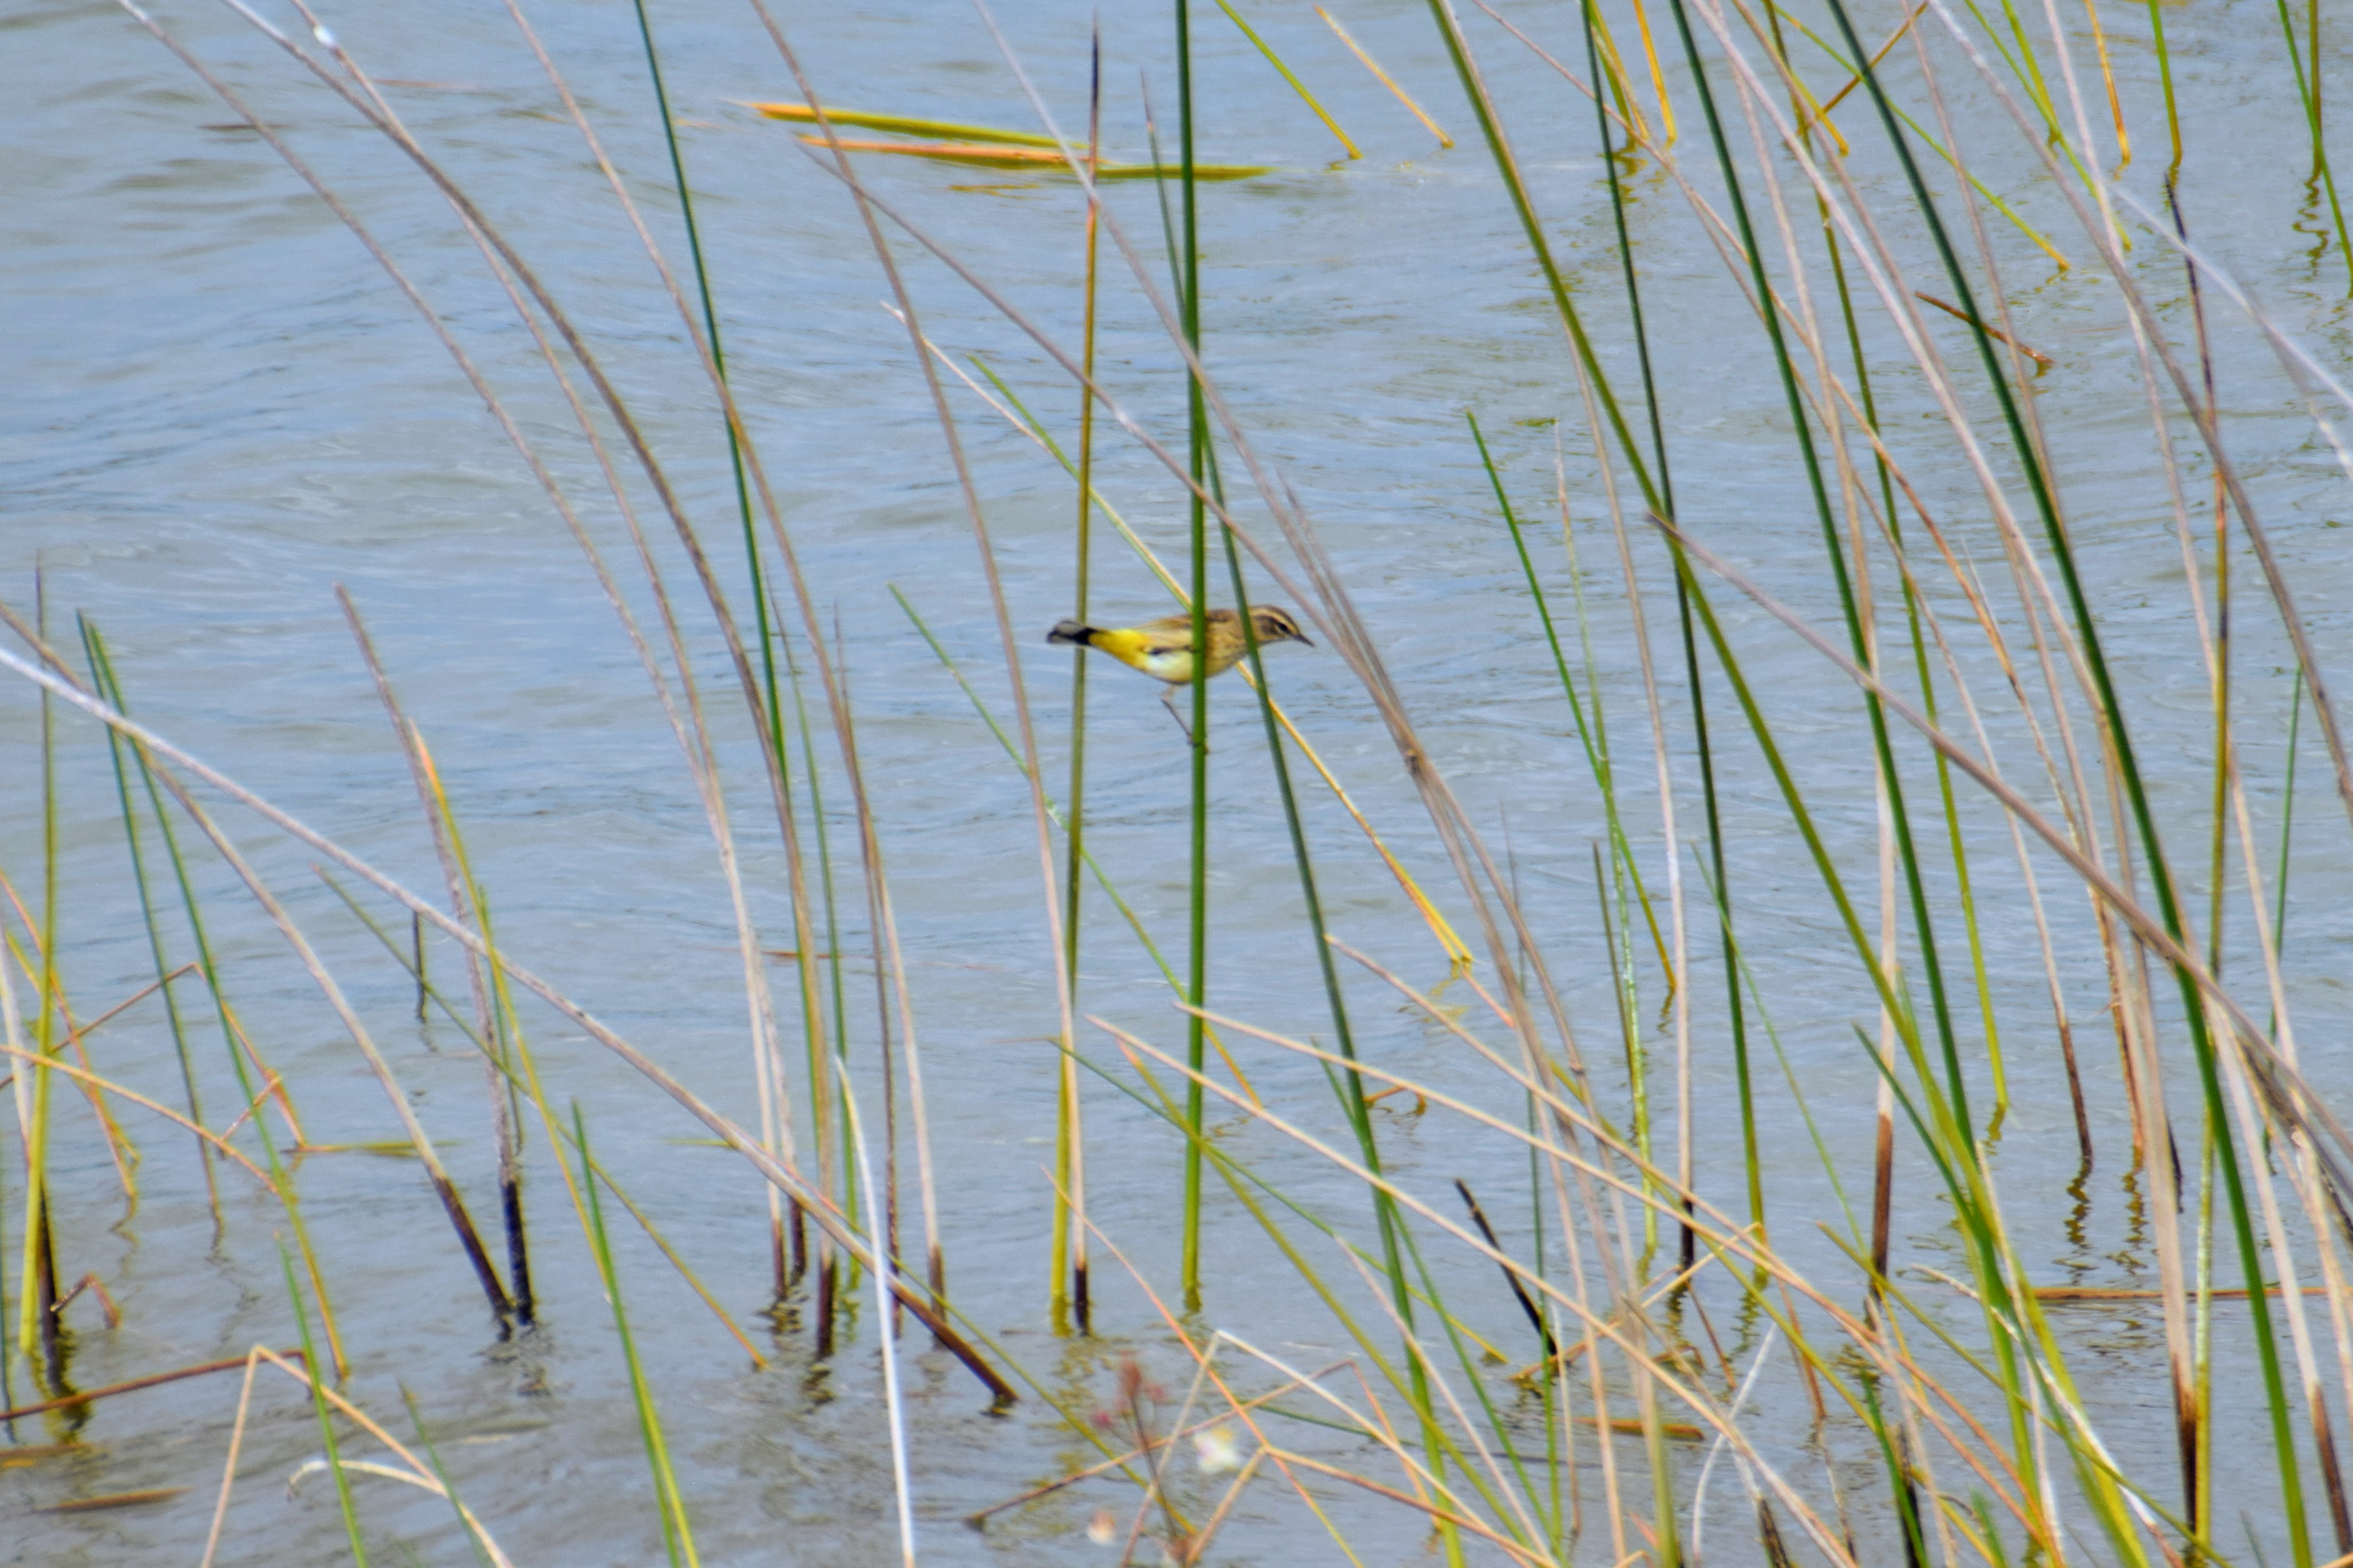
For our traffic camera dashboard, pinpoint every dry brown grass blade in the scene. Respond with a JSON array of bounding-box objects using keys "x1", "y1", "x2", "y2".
[
  {"x1": 755, "y1": 0, "x2": 1071, "y2": 1336},
  {"x1": 62, "y1": 963, "x2": 197, "y2": 1047},
  {"x1": 1910, "y1": 288, "x2": 2054, "y2": 366},
  {"x1": 0, "y1": 1444, "x2": 89, "y2": 1467},
  {"x1": 149, "y1": 0, "x2": 844, "y2": 1321},
  {"x1": 338, "y1": 589, "x2": 530, "y2": 1323},
  {"x1": 1, "y1": 888, "x2": 139, "y2": 1201},
  {"x1": 0, "y1": 1349, "x2": 302, "y2": 1424},
  {"x1": 1807, "y1": 0, "x2": 1929, "y2": 121},
  {"x1": 0, "y1": 1044, "x2": 271, "y2": 1189},
  {"x1": 1058, "y1": 1204, "x2": 1409, "y2": 1566},
  {"x1": 0, "y1": 632, "x2": 1015, "y2": 1400}
]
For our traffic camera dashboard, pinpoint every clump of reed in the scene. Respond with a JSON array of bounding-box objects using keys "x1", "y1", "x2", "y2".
[{"x1": 7, "y1": 0, "x2": 2353, "y2": 1563}]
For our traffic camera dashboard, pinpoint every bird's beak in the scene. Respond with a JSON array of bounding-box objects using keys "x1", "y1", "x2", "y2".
[{"x1": 1295, "y1": 632, "x2": 1314, "y2": 646}]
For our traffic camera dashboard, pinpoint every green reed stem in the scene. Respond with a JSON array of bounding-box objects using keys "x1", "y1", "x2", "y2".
[
  {"x1": 282, "y1": 1238, "x2": 367, "y2": 1566},
  {"x1": 14, "y1": 588, "x2": 59, "y2": 1367},
  {"x1": 1789, "y1": 7, "x2": 2011, "y2": 1131},
  {"x1": 1425, "y1": 1, "x2": 1655, "y2": 510},
  {"x1": 629, "y1": 0, "x2": 784, "y2": 754},
  {"x1": 400, "y1": 1387, "x2": 496, "y2": 1568},
  {"x1": 81, "y1": 617, "x2": 217, "y2": 1222},
  {"x1": 1646, "y1": 35, "x2": 2065, "y2": 1524},
  {"x1": 1575, "y1": 0, "x2": 1750, "y2": 1257},
  {"x1": 81, "y1": 625, "x2": 347, "y2": 1376},
  {"x1": 639, "y1": 0, "x2": 836, "y2": 1314},
  {"x1": 1655, "y1": 37, "x2": 2041, "y2": 1533},
  {"x1": 1821, "y1": 2, "x2": 2309, "y2": 1551},
  {"x1": 1467, "y1": 412, "x2": 1665, "y2": 967},
  {"x1": 1664, "y1": 0, "x2": 1968, "y2": 1154},
  {"x1": 574, "y1": 1105, "x2": 697, "y2": 1567},
  {"x1": 2275, "y1": 670, "x2": 2304, "y2": 976},
  {"x1": 1692, "y1": 847, "x2": 1860, "y2": 1236},
  {"x1": 1176, "y1": 0, "x2": 1212, "y2": 1318},
  {"x1": 1095, "y1": 1050, "x2": 1484, "y2": 1466},
  {"x1": 1218, "y1": 385, "x2": 1452, "y2": 1559},
  {"x1": 2144, "y1": 0, "x2": 2182, "y2": 176}
]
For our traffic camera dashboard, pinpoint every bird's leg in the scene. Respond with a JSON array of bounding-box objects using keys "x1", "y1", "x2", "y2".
[{"x1": 1159, "y1": 686, "x2": 1196, "y2": 744}]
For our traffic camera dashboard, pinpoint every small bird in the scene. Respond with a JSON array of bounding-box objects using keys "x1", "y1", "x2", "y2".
[{"x1": 1048, "y1": 605, "x2": 1312, "y2": 733}]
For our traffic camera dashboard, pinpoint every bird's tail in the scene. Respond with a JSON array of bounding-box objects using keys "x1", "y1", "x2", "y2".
[{"x1": 1046, "y1": 619, "x2": 1096, "y2": 647}]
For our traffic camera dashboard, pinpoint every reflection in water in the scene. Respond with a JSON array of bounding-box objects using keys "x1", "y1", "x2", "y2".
[
  {"x1": 2120, "y1": 1162, "x2": 2149, "y2": 1276},
  {"x1": 2061, "y1": 1159, "x2": 2093, "y2": 1283}
]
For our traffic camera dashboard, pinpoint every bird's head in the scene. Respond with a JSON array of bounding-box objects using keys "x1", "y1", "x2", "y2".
[{"x1": 1249, "y1": 606, "x2": 1313, "y2": 647}]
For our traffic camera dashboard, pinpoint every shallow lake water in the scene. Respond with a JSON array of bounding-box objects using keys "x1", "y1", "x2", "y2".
[{"x1": 8, "y1": 0, "x2": 2353, "y2": 1561}]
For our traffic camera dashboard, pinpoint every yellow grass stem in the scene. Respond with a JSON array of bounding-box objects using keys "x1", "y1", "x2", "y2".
[
  {"x1": 1316, "y1": 7, "x2": 1454, "y2": 146},
  {"x1": 1213, "y1": 0, "x2": 1360, "y2": 157},
  {"x1": 791, "y1": 134, "x2": 1270, "y2": 178},
  {"x1": 741, "y1": 100, "x2": 1060, "y2": 145}
]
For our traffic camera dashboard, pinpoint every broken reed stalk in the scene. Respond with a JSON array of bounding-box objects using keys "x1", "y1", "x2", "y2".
[
  {"x1": 338, "y1": 589, "x2": 532, "y2": 1331},
  {"x1": 12, "y1": 597, "x2": 61, "y2": 1379}
]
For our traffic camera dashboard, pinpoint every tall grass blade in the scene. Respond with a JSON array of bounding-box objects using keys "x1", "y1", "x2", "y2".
[{"x1": 572, "y1": 1105, "x2": 697, "y2": 1567}]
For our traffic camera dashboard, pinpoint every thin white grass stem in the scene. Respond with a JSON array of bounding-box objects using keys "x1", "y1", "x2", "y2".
[
  {"x1": 843, "y1": 1083, "x2": 916, "y2": 1566},
  {"x1": 253, "y1": 1348, "x2": 517, "y2": 1568},
  {"x1": 1688, "y1": 1326, "x2": 1777, "y2": 1563},
  {"x1": 196, "y1": 1349, "x2": 264, "y2": 1568},
  {"x1": 1592, "y1": 353, "x2": 1689, "y2": 1265}
]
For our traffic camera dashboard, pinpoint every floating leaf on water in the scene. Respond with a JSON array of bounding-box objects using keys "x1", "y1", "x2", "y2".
[
  {"x1": 791, "y1": 136, "x2": 1269, "y2": 181},
  {"x1": 0, "y1": 1444, "x2": 97, "y2": 1468},
  {"x1": 739, "y1": 101, "x2": 1059, "y2": 148},
  {"x1": 36, "y1": 1488, "x2": 186, "y2": 1513}
]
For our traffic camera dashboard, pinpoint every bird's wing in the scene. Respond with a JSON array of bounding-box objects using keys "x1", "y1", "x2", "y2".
[{"x1": 1132, "y1": 613, "x2": 1197, "y2": 646}]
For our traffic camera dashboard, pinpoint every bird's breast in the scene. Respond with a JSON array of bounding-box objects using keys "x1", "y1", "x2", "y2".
[{"x1": 1131, "y1": 645, "x2": 1196, "y2": 684}]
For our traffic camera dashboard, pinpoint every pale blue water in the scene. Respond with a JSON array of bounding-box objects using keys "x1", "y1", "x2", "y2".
[{"x1": 6, "y1": 0, "x2": 2353, "y2": 1560}]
